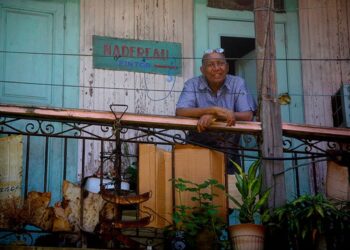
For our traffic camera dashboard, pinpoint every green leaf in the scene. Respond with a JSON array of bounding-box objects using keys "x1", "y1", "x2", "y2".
[
  {"x1": 235, "y1": 174, "x2": 243, "y2": 187},
  {"x1": 175, "y1": 182, "x2": 187, "y2": 191},
  {"x1": 208, "y1": 179, "x2": 219, "y2": 185},
  {"x1": 215, "y1": 183, "x2": 225, "y2": 190},
  {"x1": 249, "y1": 179, "x2": 259, "y2": 197},
  {"x1": 231, "y1": 160, "x2": 243, "y2": 175},
  {"x1": 202, "y1": 193, "x2": 213, "y2": 200},
  {"x1": 207, "y1": 208, "x2": 219, "y2": 216},
  {"x1": 315, "y1": 205, "x2": 324, "y2": 217},
  {"x1": 255, "y1": 189, "x2": 270, "y2": 210},
  {"x1": 241, "y1": 176, "x2": 249, "y2": 197},
  {"x1": 186, "y1": 187, "x2": 197, "y2": 192},
  {"x1": 248, "y1": 160, "x2": 259, "y2": 181}
]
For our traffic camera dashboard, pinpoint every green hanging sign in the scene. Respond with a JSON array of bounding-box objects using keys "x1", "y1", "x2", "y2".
[{"x1": 93, "y1": 35, "x2": 182, "y2": 76}]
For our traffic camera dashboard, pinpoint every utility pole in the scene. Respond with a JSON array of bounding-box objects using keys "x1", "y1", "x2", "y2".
[{"x1": 254, "y1": 0, "x2": 286, "y2": 207}]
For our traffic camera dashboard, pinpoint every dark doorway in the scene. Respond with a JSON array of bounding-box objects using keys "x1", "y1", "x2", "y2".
[{"x1": 221, "y1": 37, "x2": 255, "y2": 75}]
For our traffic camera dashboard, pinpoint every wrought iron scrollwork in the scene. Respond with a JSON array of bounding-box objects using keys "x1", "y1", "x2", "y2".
[
  {"x1": 1, "y1": 111, "x2": 349, "y2": 161},
  {"x1": 282, "y1": 136, "x2": 350, "y2": 160}
]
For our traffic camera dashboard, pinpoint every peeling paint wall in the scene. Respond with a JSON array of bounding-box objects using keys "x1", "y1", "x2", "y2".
[
  {"x1": 80, "y1": 0, "x2": 193, "y2": 114},
  {"x1": 79, "y1": 0, "x2": 194, "y2": 175}
]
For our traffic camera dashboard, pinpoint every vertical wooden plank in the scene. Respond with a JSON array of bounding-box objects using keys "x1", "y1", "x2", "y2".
[
  {"x1": 102, "y1": 0, "x2": 116, "y2": 111},
  {"x1": 309, "y1": 0, "x2": 324, "y2": 126},
  {"x1": 322, "y1": 0, "x2": 335, "y2": 127},
  {"x1": 254, "y1": 0, "x2": 285, "y2": 207},
  {"x1": 81, "y1": 0, "x2": 96, "y2": 111},
  {"x1": 285, "y1": 0, "x2": 304, "y2": 124},
  {"x1": 345, "y1": 0, "x2": 350, "y2": 80},
  {"x1": 175, "y1": 0, "x2": 194, "y2": 114},
  {"x1": 301, "y1": 0, "x2": 319, "y2": 125},
  {"x1": 153, "y1": 0, "x2": 168, "y2": 115},
  {"x1": 327, "y1": 0, "x2": 341, "y2": 95},
  {"x1": 82, "y1": 0, "x2": 106, "y2": 175},
  {"x1": 79, "y1": 0, "x2": 86, "y2": 109},
  {"x1": 143, "y1": 0, "x2": 156, "y2": 115},
  {"x1": 163, "y1": 151, "x2": 173, "y2": 226},
  {"x1": 155, "y1": 147, "x2": 165, "y2": 227},
  {"x1": 194, "y1": 0, "x2": 209, "y2": 77},
  {"x1": 79, "y1": 0, "x2": 96, "y2": 178},
  {"x1": 113, "y1": 0, "x2": 135, "y2": 113},
  {"x1": 182, "y1": 0, "x2": 194, "y2": 83},
  {"x1": 93, "y1": 1, "x2": 105, "y2": 111},
  {"x1": 209, "y1": 149, "x2": 227, "y2": 217},
  {"x1": 0, "y1": 135, "x2": 23, "y2": 200},
  {"x1": 275, "y1": 23, "x2": 290, "y2": 122},
  {"x1": 138, "y1": 144, "x2": 156, "y2": 226},
  {"x1": 298, "y1": 0, "x2": 319, "y2": 194},
  {"x1": 162, "y1": 0, "x2": 182, "y2": 116},
  {"x1": 174, "y1": 145, "x2": 227, "y2": 218},
  {"x1": 338, "y1": 0, "x2": 350, "y2": 81},
  {"x1": 299, "y1": 0, "x2": 312, "y2": 124},
  {"x1": 63, "y1": 0, "x2": 80, "y2": 109},
  {"x1": 138, "y1": 144, "x2": 172, "y2": 228},
  {"x1": 134, "y1": 0, "x2": 155, "y2": 115}
]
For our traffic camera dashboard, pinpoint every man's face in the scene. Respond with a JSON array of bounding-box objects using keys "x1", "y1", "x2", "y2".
[{"x1": 200, "y1": 52, "x2": 229, "y2": 87}]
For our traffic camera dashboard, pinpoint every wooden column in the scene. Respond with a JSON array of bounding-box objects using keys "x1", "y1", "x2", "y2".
[{"x1": 254, "y1": 0, "x2": 285, "y2": 207}]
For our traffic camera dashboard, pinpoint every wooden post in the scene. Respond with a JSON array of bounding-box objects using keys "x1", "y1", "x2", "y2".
[{"x1": 254, "y1": 0, "x2": 286, "y2": 207}]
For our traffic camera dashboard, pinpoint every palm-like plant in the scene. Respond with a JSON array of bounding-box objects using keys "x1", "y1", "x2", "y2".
[{"x1": 228, "y1": 159, "x2": 270, "y2": 223}]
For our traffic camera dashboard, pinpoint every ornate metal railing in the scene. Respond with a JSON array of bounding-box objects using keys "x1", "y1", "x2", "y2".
[{"x1": 0, "y1": 104, "x2": 349, "y2": 248}]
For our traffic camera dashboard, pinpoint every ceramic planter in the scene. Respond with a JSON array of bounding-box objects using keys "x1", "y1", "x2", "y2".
[{"x1": 229, "y1": 223, "x2": 265, "y2": 250}]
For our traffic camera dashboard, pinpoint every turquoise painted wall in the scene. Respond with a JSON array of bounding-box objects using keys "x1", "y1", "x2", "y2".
[{"x1": 0, "y1": 0, "x2": 80, "y2": 204}]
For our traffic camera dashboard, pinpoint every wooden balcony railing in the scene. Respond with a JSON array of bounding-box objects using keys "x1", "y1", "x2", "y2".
[
  {"x1": 1, "y1": 103, "x2": 349, "y2": 248},
  {"x1": 1, "y1": 104, "x2": 350, "y2": 142}
]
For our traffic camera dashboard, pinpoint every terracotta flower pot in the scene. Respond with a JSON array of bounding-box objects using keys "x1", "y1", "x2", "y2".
[{"x1": 229, "y1": 223, "x2": 265, "y2": 250}]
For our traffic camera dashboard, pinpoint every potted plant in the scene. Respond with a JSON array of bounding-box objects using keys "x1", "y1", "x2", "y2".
[
  {"x1": 227, "y1": 159, "x2": 271, "y2": 250},
  {"x1": 166, "y1": 178, "x2": 230, "y2": 250},
  {"x1": 267, "y1": 194, "x2": 350, "y2": 250}
]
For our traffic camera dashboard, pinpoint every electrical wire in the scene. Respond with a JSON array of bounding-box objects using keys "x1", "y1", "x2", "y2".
[
  {"x1": 0, "y1": 79, "x2": 347, "y2": 99},
  {"x1": 0, "y1": 50, "x2": 349, "y2": 61}
]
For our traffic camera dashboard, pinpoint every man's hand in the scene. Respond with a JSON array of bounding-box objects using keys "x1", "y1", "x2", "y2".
[
  {"x1": 214, "y1": 107, "x2": 236, "y2": 127},
  {"x1": 197, "y1": 114, "x2": 216, "y2": 132},
  {"x1": 176, "y1": 106, "x2": 251, "y2": 132}
]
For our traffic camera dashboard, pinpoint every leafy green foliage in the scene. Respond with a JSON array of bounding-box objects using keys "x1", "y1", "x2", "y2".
[
  {"x1": 227, "y1": 159, "x2": 271, "y2": 224},
  {"x1": 124, "y1": 162, "x2": 137, "y2": 190},
  {"x1": 269, "y1": 194, "x2": 350, "y2": 249},
  {"x1": 170, "y1": 178, "x2": 229, "y2": 248}
]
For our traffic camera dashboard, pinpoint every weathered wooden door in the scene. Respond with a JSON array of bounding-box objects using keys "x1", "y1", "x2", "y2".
[
  {"x1": 208, "y1": 19, "x2": 292, "y2": 122},
  {"x1": 194, "y1": 1, "x2": 309, "y2": 201},
  {"x1": 0, "y1": 0, "x2": 65, "y2": 106},
  {"x1": 195, "y1": 2, "x2": 304, "y2": 124},
  {"x1": 0, "y1": 0, "x2": 79, "y2": 203}
]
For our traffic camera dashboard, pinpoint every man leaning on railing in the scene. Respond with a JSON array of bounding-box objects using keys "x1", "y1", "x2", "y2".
[{"x1": 175, "y1": 48, "x2": 257, "y2": 174}]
